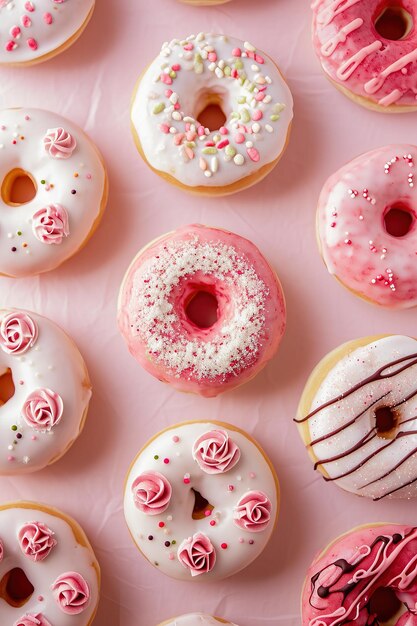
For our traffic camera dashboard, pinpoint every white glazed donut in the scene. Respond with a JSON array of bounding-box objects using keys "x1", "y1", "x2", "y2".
[
  {"x1": 0, "y1": 0, "x2": 95, "y2": 67},
  {"x1": 131, "y1": 32, "x2": 293, "y2": 195},
  {"x1": 0, "y1": 501, "x2": 99, "y2": 625},
  {"x1": 0, "y1": 108, "x2": 108, "y2": 277},
  {"x1": 0, "y1": 308, "x2": 91, "y2": 474},
  {"x1": 158, "y1": 615, "x2": 237, "y2": 626},
  {"x1": 124, "y1": 421, "x2": 279, "y2": 581},
  {"x1": 296, "y1": 334, "x2": 417, "y2": 501}
]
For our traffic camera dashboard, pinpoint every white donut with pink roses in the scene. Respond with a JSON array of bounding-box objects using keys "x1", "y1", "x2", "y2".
[
  {"x1": 124, "y1": 421, "x2": 279, "y2": 580},
  {"x1": 0, "y1": 502, "x2": 100, "y2": 626},
  {"x1": 0, "y1": 108, "x2": 107, "y2": 277},
  {"x1": 0, "y1": 308, "x2": 91, "y2": 474}
]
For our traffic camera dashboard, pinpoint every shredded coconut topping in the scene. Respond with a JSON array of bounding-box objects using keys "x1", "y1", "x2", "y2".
[{"x1": 129, "y1": 236, "x2": 269, "y2": 381}]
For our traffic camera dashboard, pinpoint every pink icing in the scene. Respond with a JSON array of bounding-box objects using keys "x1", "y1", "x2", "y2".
[
  {"x1": 177, "y1": 532, "x2": 216, "y2": 577},
  {"x1": 193, "y1": 429, "x2": 240, "y2": 474},
  {"x1": 43, "y1": 127, "x2": 76, "y2": 159},
  {"x1": 131, "y1": 471, "x2": 172, "y2": 515},
  {"x1": 0, "y1": 538, "x2": 3, "y2": 562},
  {"x1": 317, "y1": 145, "x2": 417, "y2": 308},
  {"x1": 0, "y1": 311, "x2": 38, "y2": 355},
  {"x1": 312, "y1": 0, "x2": 417, "y2": 108},
  {"x1": 18, "y1": 521, "x2": 57, "y2": 561},
  {"x1": 233, "y1": 490, "x2": 272, "y2": 532},
  {"x1": 21, "y1": 388, "x2": 64, "y2": 431},
  {"x1": 51, "y1": 571, "x2": 90, "y2": 615},
  {"x1": 32, "y1": 204, "x2": 70, "y2": 245},
  {"x1": 14, "y1": 615, "x2": 52, "y2": 626}
]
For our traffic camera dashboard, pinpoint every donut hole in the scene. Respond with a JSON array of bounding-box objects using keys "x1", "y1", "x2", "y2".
[
  {"x1": 191, "y1": 488, "x2": 214, "y2": 520},
  {"x1": 369, "y1": 587, "x2": 402, "y2": 623},
  {"x1": 1, "y1": 168, "x2": 37, "y2": 206},
  {"x1": 195, "y1": 90, "x2": 228, "y2": 132},
  {"x1": 383, "y1": 204, "x2": 415, "y2": 237},
  {"x1": 0, "y1": 568, "x2": 34, "y2": 607},
  {"x1": 0, "y1": 368, "x2": 15, "y2": 406},
  {"x1": 374, "y1": 4, "x2": 413, "y2": 41},
  {"x1": 374, "y1": 405, "x2": 399, "y2": 438},
  {"x1": 185, "y1": 288, "x2": 219, "y2": 329}
]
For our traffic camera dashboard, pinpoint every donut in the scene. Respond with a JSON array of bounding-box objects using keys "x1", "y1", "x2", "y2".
[
  {"x1": 312, "y1": 0, "x2": 417, "y2": 112},
  {"x1": 302, "y1": 523, "x2": 417, "y2": 626},
  {"x1": 118, "y1": 224, "x2": 286, "y2": 397},
  {"x1": 0, "y1": 108, "x2": 108, "y2": 277},
  {"x1": 0, "y1": 0, "x2": 95, "y2": 67},
  {"x1": 0, "y1": 501, "x2": 99, "y2": 625},
  {"x1": 158, "y1": 615, "x2": 236, "y2": 626},
  {"x1": 0, "y1": 307, "x2": 91, "y2": 474},
  {"x1": 124, "y1": 421, "x2": 279, "y2": 581},
  {"x1": 131, "y1": 32, "x2": 293, "y2": 195},
  {"x1": 316, "y1": 145, "x2": 417, "y2": 309},
  {"x1": 295, "y1": 334, "x2": 417, "y2": 501}
]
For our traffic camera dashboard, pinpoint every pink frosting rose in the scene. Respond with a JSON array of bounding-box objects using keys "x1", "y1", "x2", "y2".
[
  {"x1": 32, "y1": 204, "x2": 70, "y2": 245},
  {"x1": 14, "y1": 613, "x2": 52, "y2": 626},
  {"x1": 21, "y1": 388, "x2": 64, "y2": 431},
  {"x1": 192, "y1": 429, "x2": 241, "y2": 474},
  {"x1": 51, "y1": 571, "x2": 90, "y2": 615},
  {"x1": 18, "y1": 521, "x2": 57, "y2": 561},
  {"x1": 177, "y1": 532, "x2": 216, "y2": 577},
  {"x1": 132, "y1": 471, "x2": 172, "y2": 515},
  {"x1": 233, "y1": 490, "x2": 272, "y2": 532},
  {"x1": 0, "y1": 311, "x2": 38, "y2": 355},
  {"x1": 43, "y1": 127, "x2": 76, "y2": 159}
]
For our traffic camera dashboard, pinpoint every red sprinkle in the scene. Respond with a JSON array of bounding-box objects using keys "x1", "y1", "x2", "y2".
[
  {"x1": 5, "y1": 41, "x2": 17, "y2": 52},
  {"x1": 171, "y1": 64, "x2": 181, "y2": 71},
  {"x1": 158, "y1": 522, "x2": 165, "y2": 528},
  {"x1": 221, "y1": 543, "x2": 228, "y2": 549},
  {"x1": 163, "y1": 458, "x2": 169, "y2": 464},
  {"x1": 27, "y1": 38, "x2": 38, "y2": 51},
  {"x1": 24, "y1": 1, "x2": 35, "y2": 11},
  {"x1": 21, "y1": 15, "x2": 32, "y2": 28},
  {"x1": 43, "y1": 12, "x2": 53, "y2": 25},
  {"x1": 210, "y1": 520, "x2": 216, "y2": 526},
  {"x1": 10, "y1": 26, "x2": 21, "y2": 39},
  {"x1": 217, "y1": 140, "x2": 229, "y2": 150}
]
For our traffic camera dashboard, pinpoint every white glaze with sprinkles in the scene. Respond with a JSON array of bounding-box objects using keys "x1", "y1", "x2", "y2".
[
  {"x1": 117, "y1": 225, "x2": 286, "y2": 397},
  {"x1": 131, "y1": 33, "x2": 293, "y2": 188},
  {"x1": 0, "y1": 0, "x2": 94, "y2": 65},
  {"x1": 0, "y1": 308, "x2": 91, "y2": 474},
  {"x1": 124, "y1": 422, "x2": 279, "y2": 581},
  {"x1": 0, "y1": 503, "x2": 99, "y2": 625},
  {"x1": 0, "y1": 108, "x2": 107, "y2": 277},
  {"x1": 160, "y1": 614, "x2": 237, "y2": 626}
]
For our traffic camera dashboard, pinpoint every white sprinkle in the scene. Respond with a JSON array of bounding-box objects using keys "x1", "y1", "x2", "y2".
[
  {"x1": 171, "y1": 111, "x2": 182, "y2": 121},
  {"x1": 211, "y1": 156, "x2": 218, "y2": 173},
  {"x1": 234, "y1": 154, "x2": 245, "y2": 165},
  {"x1": 265, "y1": 124, "x2": 274, "y2": 133},
  {"x1": 252, "y1": 123, "x2": 260, "y2": 134},
  {"x1": 208, "y1": 62, "x2": 216, "y2": 72},
  {"x1": 204, "y1": 170, "x2": 212, "y2": 177},
  {"x1": 246, "y1": 141, "x2": 253, "y2": 148},
  {"x1": 215, "y1": 67, "x2": 224, "y2": 79},
  {"x1": 244, "y1": 41, "x2": 256, "y2": 52}
]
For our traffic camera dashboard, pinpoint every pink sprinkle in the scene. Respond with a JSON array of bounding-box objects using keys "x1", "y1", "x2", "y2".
[
  {"x1": 228, "y1": 485, "x2": 234, "y2": 491},
  {"x1": 86, "y1": 173, "x2": 92, "y2": 180},
  {"x1": 185, "y1": 123, "x2": 191, "y2": 132},
  {"x1": 159, "y1": 124, "x2": 170, "y2": 134},
  {"x1": 172, "y1": 435, "x2": 180, "y2": 443},
  {"x1": 247, "y1": 147, "x2": 260, "y2": 162},
  {"x1": 174, "y1": 133, "x2": 184, "y2": 146},
  {"x1": 255, "y1": 92, "x2": 265, "y2": 101},
  {"x1": 239, "y1": 537, "x2": 244, "y2": 543},
  {"x1": 231, "y1": 69, "x2": 239, "y2": 79},
  {"x1": 24, "y1": 1, "x2": 35, "y2": 11},
  {"x1": 219, "y1": 126, "x2": 228, "y2": 135},
  {"x1": 171, "y1": 64, "x2": 181, "y2": 71},
  {"x1": 185, "y1": 147, "x2": 194, "y2": 160},
  {"x1": 255, "y1": 54, "x2": 265, "y2": 64},
  {"x1": 31, "y1": 435, "x2": 37, "y2": 441},
  {"x1": 204, "y1": 510, "x2": 211, "y2": 517},
  {"x1": 208, "y1": 52, "x2": 217, "y2": 62},
  {"x1": 163, "y1": 458, "x2": 169, "y2": 464},
  {"x1": 210, "y1": 520, "x2": 216, "y2": 526},
  {"x1": 27, "y1": 38, "x2": 38, "y2": 50},
  {"x1": 44, "y1": 12, "x2": 53, "y2": 25},
  {"x1": 249, "y1": 472, "x2": 256, "y2": 479},
  {"x1": 221, "y1": 543, "x2": 228, "y2": 550},
  {"x1": 7, "y1": 456, "x2": 14, "y2": 462},
  {"x1": 330, "y1": 222, "x2": 336, "y2": 228},
  {"x1": 197, "y1": 126, "x2": 205, "y2": 137},
  {"x1": 205, "y1": 141, "x2": 215, "y2": 147},
  {"x1": 252, "y1": 110, "x2": 263, "y2": 121},
  {"x1": 174, "y1": 103, "x2": 180, "y2": 110},
  {"x1": 235, "y1": 133, "x2": 245, "y2": 144},
  {"x1": 183, "y1": 43, "x2": 194, "y2": 51},
  {"x1": 5, "y1": 41, "x2": 17, "y2": 52},
  {"x1": 10, "y1": 26, "x2": 21, "y2": 39},
  {"x1": 38, "y1": 596, "x2": 44, "y2": 602},
  {"x1": 232, "y1": 47, "x2": 241, "y2": 57},
  {"x1": 168, "y1": 553, "x2": 175, "y2": 560},
  {"x1": 165, "y1": 89, "x2": 173, "y2": 98},
  {"x1": 21, "y1": 15, "x2": 32, "y2": 28},
  {"x1": 19, "y1": 379, "x2": 24, "y2": 384},
  {"x1": 217, "y1": 139, "x2": 229, "y2": 149},
  {"x1": 186, "y1": 130, "x2": 196, "y2": 142},
  {"x1": 161, "y1": 74, "x2": 172, "y2": 85}
]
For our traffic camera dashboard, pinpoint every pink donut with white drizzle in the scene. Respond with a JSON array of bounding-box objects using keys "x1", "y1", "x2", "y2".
[
  {"x1": 302, "y1": 523, "x2": 417, "y2": 626},
  {"x1": 117, "y1": 224, "x2": 286, "y2": 397},
  {"x1": 317, "y1": 145, "x2": 417, "y2": 308},
  {"x1": 312, "y1": 0, "x2": 417, "y2": 112}
]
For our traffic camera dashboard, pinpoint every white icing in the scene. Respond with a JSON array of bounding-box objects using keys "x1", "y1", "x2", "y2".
[
  {"x1": 124, "y1": 422, "x2": 278, "y2": 580},
  {"x1": 0, "y1": 504, "x2": 98, "y2": 625},
  {"x1": 131, "y1": 33, "x2": 293, "y2": 187},
  {"x1": 308, "y1": 336, "x2": 417, "y2": 500},
  {"x1": 0, "y1": 308, "x2": 91, "y2": 474},
  {"x1": 0, "y1": 108, "x2": 106, "y2": 277},
  {"x1": 0, "y1": 0, "x2": 94, "y2": 65},
  {"x1": 161, "y1": 615, "x2": 237, "y2": 626}
]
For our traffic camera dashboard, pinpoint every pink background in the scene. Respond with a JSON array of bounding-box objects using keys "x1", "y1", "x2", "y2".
[{"x1": 2, "y1": 0, "x2": 417, "y2": 624}]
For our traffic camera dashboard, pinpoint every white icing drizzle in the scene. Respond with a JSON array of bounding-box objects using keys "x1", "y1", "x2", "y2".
[{"x1": 336, "y1": 40, "x2": 382, "y2": 81}]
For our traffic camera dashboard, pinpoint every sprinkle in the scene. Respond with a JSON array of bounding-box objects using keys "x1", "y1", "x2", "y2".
[
  {"x1": 172, "y1": 435, "x2": 180, "y2": 443},
  {"x1": 244, "y1": 41, "x2": 256, "y2": 52},
  {"x1": 247, "y1": 147, "x2": 260, "y2": 162},
  {"x1": 232, "y1": 47, "x2": 242, "y2": 57},
  {"x1": 152, "y1": 103, "x2": 166, "y2": 115},
  {"x1": 163, "y1": 457, "x2": 169, "y2": 464},
  {"x1": 235, "y1": 133, "x2": 245, "y2": 144},
  {"x1": 228, "y1": 484, "x2": 234, "y2": 491},
  {"x1": 158, "y1": 522, "x2": 165, "y2": 528},
  {"x1": 221, "y1": 542, "x2": 228, "y2": 549},
  {"x1": 252, "y1": 123, "x2": 260, "y2": 134},
  {"x1": 5, "y1": 41, "x2": 18, "y2": 52},
  {"x1": 148, "y1": 535, "x2": 153, "y2": 540},
  {"x1": 211, "y1": 156, "x2": 218, "y2": 173},
  {"x1": 249, "y1": 472, "x2": 256, "y2": 478},
  {"x1": 210, "y1": 520, "x2": 216, "y2": 526},
  {"x1": 25, "y1": 1, "x2": 35, "y2": 11},
  {"x1": 265, "y1": 124, "x2": 274, "y2": 133},
  {"x1": 249, "y1": 539, "x2": 254, "y2": 545},
  {"x1": 164, "y1": 541, "x2": 170, "y2": 547},
  {"x1": 27, "y1": 38, "x2": 38, "y2": 51},
  {"x1": 234, "y1": 154, "x2": 245, "y2": 166},
  {"x1": 154, "y1": 455, "x2": 159, "y2": 460},
  {"x1": 204, "y1": 509, "x2": 212, "y2": 517},
  {"x1": 44, "y1": 12, "x2": 53, "y2": 25},
  {"x1": 239, "y1": 537, "x2": 244, "y2": 544},
  {"x1": 7, "y1": 456, "x2": 14, "y2": 462}
]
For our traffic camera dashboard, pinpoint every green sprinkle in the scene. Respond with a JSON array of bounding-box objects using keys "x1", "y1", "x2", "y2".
[
  {"x1": 154, "y1": 455, "x2": 159, "y2": 460},
  {"x1": 202, "y1": 147, "x2": 218, "y2": 155},
  {"x1": 231, "y1": 112, "x2": 240, "y2": 120},
  {"x1": 225, "y1": 145, "x2": 236, "y2": 157},
  {"x1": 237, "y1": 96, "x2": 246, "y2": 104},
  {"x1": 169, "y1": 71, "x2": 177, "y2": 79},
  {"x1": 234, "y1": 60, "x2": 243, "y2": 70},
  {"x1": 152, "y1": 103, "x2": 166, "y2": 115},
  {"x1": 240, "y1": 108, "x2": 251, "y2": 123},
  {"x1": 17, "y1": 231, "x2": 22, "y2": 236},
  {"x1": 270, "y1": 114, "x2": 280, "y2": 122},
  {"x1": 247, "y1": 83, "x2": 256, "y2": 93},
  {"x1": 11, "y1": 425, "x2": 17, "y2": 432},
  {"x1": 171, "y1": 540, "x2": 176, "y2": 545},
  {"x1": 224, "y1": 66, "x2": 231, "y2": 76},
  {"x1": 40, "y1": 180, "x2": 46, "y2": 185},
  {"x1": 185, "y1": 142, "x2": 196, "y2": 148}
]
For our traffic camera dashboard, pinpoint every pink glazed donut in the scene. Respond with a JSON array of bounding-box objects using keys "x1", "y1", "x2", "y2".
[
  {"x1": 312, "y1": 0, "x2": 417, "y2": 112},
  {"x1": 302, "y1": 523, "x2": 417, "y2": 626},
  {"x1": 317, "y1": 144, "x2": 417, "y2": 309},
  {"x1": 118, "y1": 225, "x2": 286, "y2": 397}
]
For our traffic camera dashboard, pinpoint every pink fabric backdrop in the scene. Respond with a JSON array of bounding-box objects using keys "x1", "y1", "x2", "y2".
[{"x1": 1, "y1": 0, "x2": 417, "y2": 624}]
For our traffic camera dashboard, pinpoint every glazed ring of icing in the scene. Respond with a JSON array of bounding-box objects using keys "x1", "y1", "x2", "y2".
[
  {"x1": 296, "y1": 334, "x2": 417, "y2": 501},
  {"x1": 0, "y1": 307, "x2": 91, "y2": 474},
  {"x1": 0, "y1": 108, "x2": 108, "y2": 278},
  {"x1": 124, "y1": 420, "x2": 279, "y2": 581},
  {"x1": 158, "y1": 615, "x2": 237, "y2": 626},
  {"x1": 316, "y1": 145, "x2": 417, "y2": 309},
  {"x1": 0, "y1": 501, "x2": 99, "y2": 625},
  {"x1": 117, "y1": 224, "x2": 286, "y2": 397},
  {"x1": 312, "y1": 0, "x2": 417, "y2": 112},
  {"x1": 131, "y1": 32, "x2": 293, "y2": 195},
  {"x1": 0, "y1": 0, "x2": 95, "y2": 67},
  {"x1": 302, "y1": 523, "x2": 417, "y2": 626}
]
